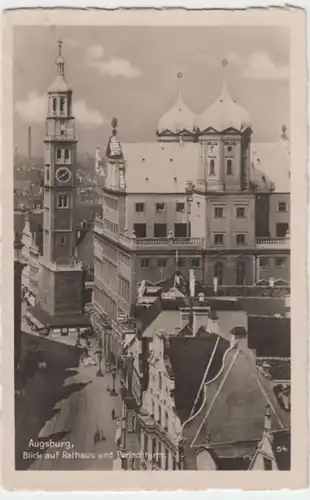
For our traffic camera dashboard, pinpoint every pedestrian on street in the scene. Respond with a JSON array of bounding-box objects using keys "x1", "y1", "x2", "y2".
[{"x1": 111, "y1": 409, "x2": 116, "y2": 420}]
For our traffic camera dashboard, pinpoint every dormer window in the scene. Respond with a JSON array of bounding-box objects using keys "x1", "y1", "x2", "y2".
[{"x1": 209, "y1": 159, "x2": 215, "y2": 175}]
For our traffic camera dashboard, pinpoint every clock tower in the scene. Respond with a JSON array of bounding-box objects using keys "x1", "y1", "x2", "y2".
[{"x1": 38, "y1": 41, "x2": 84, "y2": 318}]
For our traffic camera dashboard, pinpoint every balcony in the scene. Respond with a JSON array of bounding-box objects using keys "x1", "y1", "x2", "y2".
[
  {"x1": 94, "y1": 217, "x2": 205, "y2": 250},
  {"x1": 39, "y1": 256, "x2": 83, "y2": 271},
  {"x1": 44, "y1": 133, "x2": 77, "y2": 142},
  {"x1": 256, "y1": 237, "x2": 290, "y2": 250}
]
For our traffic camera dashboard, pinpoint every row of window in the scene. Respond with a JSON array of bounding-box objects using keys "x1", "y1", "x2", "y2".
[
  {"x1": 208, "y1": 158, "x2": 234, "y2": 176},
  {"x1": 135, "y1": 202, "x2": 187, "y2": 214},
  {"x1": 142, "y1": 434, "x2": 175, "y2": 470},
  {"x1": 94, "y1": 256, "x2": 117, "y2": 291},
  {"x1": 93, "y1": 285, "x2": 117, "y2": 321},
  {"x1": 260, "y1": 257, "x2": 287, "y2": 268},
  {"x1": 213, "y1": 232, "x2": 247, "y2": 245},
  {"x1": 56, "y1": 148, "x2": 71, "y2": 163},
  {"x1": 104, "y1": 218, "x2": 118, "y2": 234},
  {"x1": 118, "y1": 276, "x2": 130, "y2": 303},
  {"x1": 214, "y1": 205, "x2": 246, "y2": 218},
  {"x1": 119, "y1": 250, "x2": 131, "y2": 267},
  {"x1": 135, "y1": 204, "x2": 247, "y2": 219},
  {"x1": 141, "y1": 257, "x2": 200, "y2": 269},
  {"x1": 134, "y1": 223, "x2": 190, "y2": 239},
  {"x1": 104, "y1": 195, "x2": 118, "y2": 211},
  {"x1": 51, "y1": 96, "x2": 70, "y2": 115}
]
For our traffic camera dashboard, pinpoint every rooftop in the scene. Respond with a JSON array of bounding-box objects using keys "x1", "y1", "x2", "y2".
[
  {"x1": 185, "y1": 345, "x2": 290, "y2": 450},
  {"x1": 269, "y1": 429, "x2": 291, "y2": 470}
]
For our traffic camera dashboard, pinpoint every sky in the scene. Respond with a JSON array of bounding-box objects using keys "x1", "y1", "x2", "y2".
[{"x1": 13, "y1": 25, "x2": 290, "y2": 156}]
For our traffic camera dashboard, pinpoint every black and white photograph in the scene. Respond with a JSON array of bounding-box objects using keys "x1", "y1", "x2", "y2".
[{"x1": 2, "y1": 6, "x2": 308, "y2": 491}]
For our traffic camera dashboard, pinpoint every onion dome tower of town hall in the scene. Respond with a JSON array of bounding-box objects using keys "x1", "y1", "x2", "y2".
[
  {"x1": 195, "y1": 60, "x2": 252, "y2": 193},
  {"x1": 157, "y1": 73, "x2": 198, "y2": 142}
]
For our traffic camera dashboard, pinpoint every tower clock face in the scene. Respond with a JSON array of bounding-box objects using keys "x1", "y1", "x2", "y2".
[{"x1": 56, "y1": 167, "x2": 72, "y2": 183}]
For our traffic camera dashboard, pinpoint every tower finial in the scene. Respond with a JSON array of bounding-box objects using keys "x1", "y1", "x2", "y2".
[
  {"x1": 58, "y1": 40, "x2": 63, "y2": 57},
  {"x1": 176, "y1": 72, "x2": 184, "y2": 105},
  {"x1": 219, "y1": 59, "x2": 229, "y2": 101},
  {"x1": 111, "y1": 117, "x2": 118, "y2": 136}
]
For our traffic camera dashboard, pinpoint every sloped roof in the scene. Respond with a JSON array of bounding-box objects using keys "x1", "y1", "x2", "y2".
[
  {"x1": 238, "y1": 297, "x2": 287, "y2": 316},
  {"x1": 167, "y1": 333, "x2": 230, "y2": 423},
  {"x1": 251, "y1": 141, "x2": 290, "y2": 193},
  {"x1": 248, "y1": 316, "x2": 290, "y2": 358},
  {"x1": 121, "y1": 141, "x2": 199, "y2": 193},
  {"x1": 107, "y1": 139, "x2": 290, "y2": 194},
  {"x1": 189, "y1": 346, "x2": 290, "y2": 448}
]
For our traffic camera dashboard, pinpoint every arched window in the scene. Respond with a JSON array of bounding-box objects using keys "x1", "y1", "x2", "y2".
[
  {"x1": 60, "y1": 97, "x2": 65, "y2": 113},
  {"x1": 56, "y1": 148, "x2": 62, "y2": 160},
  {"x1": 227, "y1": 159, "x2": 233, "y2": 175},
  {"x1": 64, "y1": 148, "x2": 70, "y2": 160},
  {"x1": 236, "y1": 261, "x2": 246, "y2": 286},
  {"x1": 209, "y1": 159, "x2": 215, "y2": 175},
  {"x1": 52, "y1": 97, "x2": 57, "y2": 113},
  {"x1": 214, "y1": 261, "x2": 224, "y2": 286}
]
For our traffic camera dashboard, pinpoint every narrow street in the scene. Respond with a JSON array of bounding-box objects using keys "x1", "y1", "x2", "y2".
[
  {"x1": 16, "y1": 303, "x2": 122, "y2": 471},
  {"x1": 29, "y1": 365, "x2": 122, "y2": 470}
]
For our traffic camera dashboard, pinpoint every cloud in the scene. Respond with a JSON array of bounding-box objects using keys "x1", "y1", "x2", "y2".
[
  {"x1": 15, "y1": 92, "x2": 106, "y2": 129},
  {"x1": 225, "y1": 51, "x2": 242, "y2": 65},
  {"x1": 89, "y1": 57, "x2": 142, "y2": 79},
  {"x1": 86, "y1": 44, "x2": 105, "y2": 60},
  {"x1": 15, "y1": 91, "x2": 47, "y2": 123},
  {"x1": 243, "y1": 51, "x2": 289, "y2": 80},
  {"x1": 66, "y1": 38, "x2": 78, "y2": 48},
  {"x1": 73, "y1": 99, "x2": 106, "y2": 129},
  {"x1": 86, "y1": 45, "x2": 141, "y2": 79}
]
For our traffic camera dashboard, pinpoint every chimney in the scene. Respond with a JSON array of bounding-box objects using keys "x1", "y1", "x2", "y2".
[
  {"x1": 192, "y1": 294, "x2": 211, "y2": 335},
  {"x1": 28, "y1": 126, "x2": 32, "y2": 160},
  {"x1": 180, "y1": 307, "x2": 191, "y2": 330},
  {"x1": 189, "y1": 269, "x2": 195, "y2": 297},
  {"x1": 230, "y1": 326, "x2": 248, "y2": 350}
]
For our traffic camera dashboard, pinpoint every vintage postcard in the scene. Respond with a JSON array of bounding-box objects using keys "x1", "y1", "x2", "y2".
[{"x1": 1, "y1": 7, "x2": 308, "y2": 491}]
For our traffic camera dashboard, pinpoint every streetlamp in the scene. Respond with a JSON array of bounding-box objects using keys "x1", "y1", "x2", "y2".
[{"x1": 110, "y1": 367, "x2": 117, "y2": 396}]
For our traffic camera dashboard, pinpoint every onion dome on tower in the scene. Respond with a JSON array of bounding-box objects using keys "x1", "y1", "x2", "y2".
[
  {"x1": 198, "y1": 60, "x2": 251, "y2": 133},
  {"x1": 48, "y1": 40, "x2": 72, "y2": 93},
  {"x1": 157, "y1": 73, "x2": 198, "y2": 138}
]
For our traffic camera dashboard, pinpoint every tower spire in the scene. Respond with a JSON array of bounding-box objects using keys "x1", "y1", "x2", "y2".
[
  {"x1": 220, "y1": 59, "x2": 229, "y2": 101},
  {"x1": 176, "y1": 72, "x2": 183, "y2": 104}
]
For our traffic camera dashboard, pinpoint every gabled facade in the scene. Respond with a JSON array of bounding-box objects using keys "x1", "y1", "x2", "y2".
[{"x1": 249, "y1": 428, "x2": 290, "y2": 471}]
